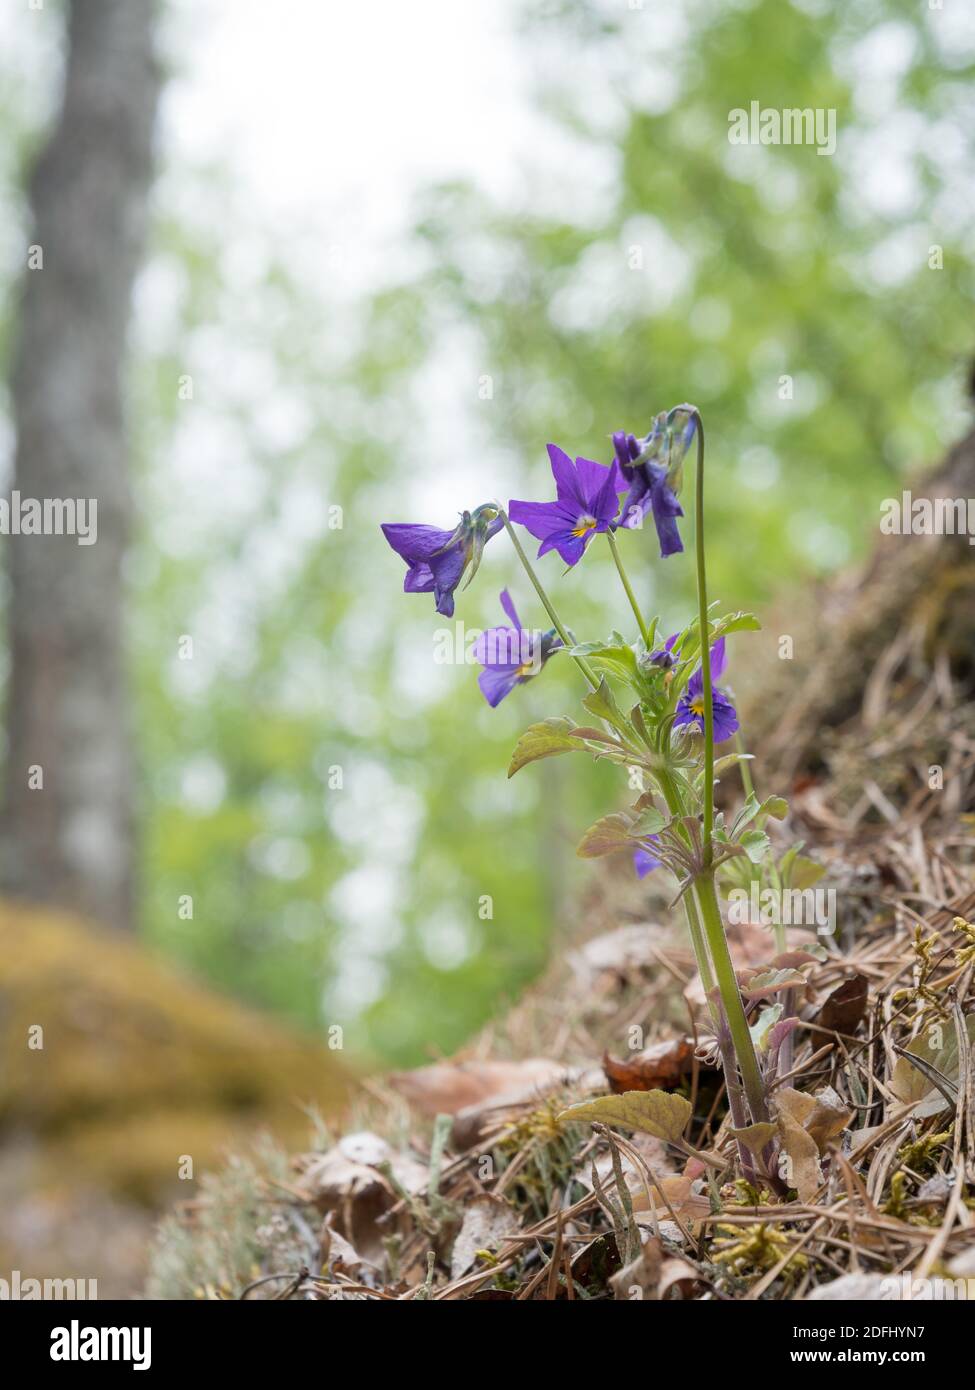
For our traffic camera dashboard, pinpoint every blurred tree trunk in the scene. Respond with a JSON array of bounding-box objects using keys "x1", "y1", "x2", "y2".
[{"x1": 0, "y1": 0, "x2": 160, "y2": 930}]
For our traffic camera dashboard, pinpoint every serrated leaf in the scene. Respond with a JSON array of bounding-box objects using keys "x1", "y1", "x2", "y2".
[
  {"x1": 577, "y1": 813, "x2": 635, "y2": 858},
  {"x1": 558, "y1": 1089, "x2": 692, "y2": 1142},
  {"x1": 582, "y1": 675, "x2": 630, "y2": 733},
  {"x1": 507, "y1": 718, "x2": 579, "y2": 777}
]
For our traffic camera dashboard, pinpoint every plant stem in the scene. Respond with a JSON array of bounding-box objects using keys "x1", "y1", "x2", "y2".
[
  {"x1": 499, "y1": 508, "x2": 599, "y2": 689},
  {"x1": 684, "y1": 406, "x2": 768, "y2": 1127},
  {"x1": 690, "y1": 410, "x2": 715, "y2": 865},
  {"x1": 734, "y1": 729, "x2": 755, "y2": 800},
  {"x1": 657, "y1": 769, "x2": 716, "y2": 1003},
  {"x1": 605, "y1": 530, "x2": 651, "y2": 649},
  {"x1": 695, "y1": 872, "x2": 768, "y2": 1124}
]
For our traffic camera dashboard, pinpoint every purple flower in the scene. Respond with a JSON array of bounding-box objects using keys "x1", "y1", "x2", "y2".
[
  {"x1": 382, "y1": 504, "x2": 502, "y2": 617},
  {"x1": 633, "y1": 838, "x2": 662, "y2": 878},
  {"x1": 508, "y1": 445, "x2": 623, "y2": 566},
  {"x1": 674, "y1": 637, "x2": 740, "y2": 743},
  {"x1": 612, "y1": 412, "x2": 697, "y2": 559},
  {"x1": 646, "y1": 631, "x2": 680, "y2": 670},
  {"x1": 472, "y1": 590, "x2": 562, "y2": 707}
]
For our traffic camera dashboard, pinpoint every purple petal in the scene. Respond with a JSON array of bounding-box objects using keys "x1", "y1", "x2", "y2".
[
  {"x1": 477, "y1": 664, "x2": 523, "y2": 708},
  {"x1": 403, "y1": 562, "x2": 435, "y2": 594},
  {"x1": 508, "y1": 498, "x2": 566, "y2": 541},
  {"x1": 546, "y1": 444, "x2": 585, "y2": 510},
  {"x1": 499, "y1": 588, "x2": 520, "y2": 629},
  {"x1": 634, "y1": 845, "x2": 661, "y2": 878},
  {"x1": 537, "y1": 528, "x2": 588, "y2": 566},
  {"x1": 710, "y1": 636, "x2": 727, "y2": 682},
  {"x1": 381, "y1": 522, "x2": 455, "y2": 563}
]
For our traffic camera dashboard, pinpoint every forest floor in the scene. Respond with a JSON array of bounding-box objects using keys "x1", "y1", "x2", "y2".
[{"x1": 147, "y1": 606, "x2": 975, "y2": 1301}]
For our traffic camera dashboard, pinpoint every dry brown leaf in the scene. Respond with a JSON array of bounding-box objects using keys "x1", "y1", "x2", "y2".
[
  {"x1": 388, "y1": 1057, "x2": 566, "y2": 1117},
  {"x1": 817, "y1": 972, "x2": 868, "y2": 1035},
  {"x1": 774, "y1": 1087, "x2": 852, "y2": 1201},
  {"x1": 610, "y1": 1237, "x2": 663, "y2": 1300},
  {"x1": 295, "y1": 1131, "x2": 429, "y2": 1264},
  {"x1": 449, "y1": 1194, "x2": 520, "y2": 1279},
  {"x1": 602, "y1": 1037, "x2": 697, "y2": 1093}
]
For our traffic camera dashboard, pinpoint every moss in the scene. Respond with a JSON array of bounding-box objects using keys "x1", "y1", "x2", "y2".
[{"x1": 0, "y1": 901, "x2": 349, "y2": 1205}]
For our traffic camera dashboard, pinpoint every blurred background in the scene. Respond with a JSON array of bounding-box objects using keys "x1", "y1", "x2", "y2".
[{"x1": 0, "y1": 0, "x2": 973, "y2": 1290}]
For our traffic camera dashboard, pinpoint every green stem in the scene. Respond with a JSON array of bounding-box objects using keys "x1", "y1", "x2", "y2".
[
  {"x1": 690, "y1": 411, "x2": 715, "y2": 866},
  {"x1": 685, "y1": 406, "x2": 767, "y2": 1127},
  {"x1": 657, "y1": 769, "x2": 716, "y2": 1004},
  {"x1": 734, "y1": 730, "x2": 755, "y2": 800},
  {"x1": 499, "y1": 509, "x2": 599, "y2": 689},
  {"x1": 695, "y1": 871, "x2": 768, "y2": 1124},
  {"x1": 606, "y1": 530, "x2": 651, "y2": 649}
]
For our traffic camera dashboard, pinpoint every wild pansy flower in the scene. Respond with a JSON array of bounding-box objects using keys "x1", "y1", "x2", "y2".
[
  {"x1": 473, "y1": 589, "x2": 562, "y2": 707},
  {"x1": 381, "y1": 503, "x2": 502, "y2": 618},
  {"x1": 674, "y1": 636, "x2": 740, "y2": 743},
  {"x1": 508, "y1": 445, "x2": 623, "y2": 566},
  {"x1": 612, "y1": 411, "x2": 697, "y2": 559}
]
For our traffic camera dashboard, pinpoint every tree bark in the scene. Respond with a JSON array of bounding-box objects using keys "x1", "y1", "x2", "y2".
[{"x1": 0, "y1": 0, "x2": 160, "y2": 929}]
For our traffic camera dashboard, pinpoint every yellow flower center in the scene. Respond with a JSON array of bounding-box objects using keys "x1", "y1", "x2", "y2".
[
  {"x1": 571, "y1": 515, "x2": 597, "y2": 537},
  {"x1": 690, "y1": 697, "x2": 706, "y2": 717},
  {"x1": 515, "y1": 661, "x2": 535, "y2": 679}
]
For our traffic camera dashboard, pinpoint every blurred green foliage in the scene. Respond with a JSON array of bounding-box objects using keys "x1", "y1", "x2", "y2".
[{"x1": 2, "y1": 0, "x2": 974, "y2": 1064}]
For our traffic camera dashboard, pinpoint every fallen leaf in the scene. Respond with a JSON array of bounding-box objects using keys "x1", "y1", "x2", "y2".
[
  {"x1": 388, "y1": 1057, "x2": 566, "y2": 1117},
  {"x1": 449, "y1": 1195, "x2": 519, "y2": 1279},
  {"x1": 775, "y1": 1092, "x2": 824, "y2": 1202},
  {"x1": 890, "y1": 1015, "x2": 975, "y2": 1117},
  {"x1": 817, "y1": 972, "x2": 868, "y2": 1035},
  {"x1": 631, "y1": 1174, "x2": 712, "y2": 1228},
  {"x1": 774, "y1": 1087, "x2": 852, "y2": 1201},
  {"x1": 295, "y1": 1131, "x2": 429, "y2": 1263},
  {"x1": 611, "y1": 1237, "x2": 663, "y2": 1300},
  {"x1": 558, "y1": 1089, "x2": 692, "y2": 1143},
  {"x1": 602, "y1": 1037, "x2": 697, "y2": 1093}
]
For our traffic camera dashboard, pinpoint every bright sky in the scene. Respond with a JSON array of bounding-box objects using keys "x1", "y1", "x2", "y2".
[{"x1": 162, "y1": 0, "x2": 536, "y2": 284}]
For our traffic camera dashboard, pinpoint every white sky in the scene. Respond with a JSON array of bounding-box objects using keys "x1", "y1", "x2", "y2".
[{"x1": 161, "y1": 0, "x2": 537, "y2": 285}]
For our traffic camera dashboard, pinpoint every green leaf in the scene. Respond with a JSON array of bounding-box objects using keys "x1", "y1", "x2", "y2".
[
  {"x1": 713, "y1": 611, "x2": 761, "y2": 637},
  {"x1": 750, "y1": 1003, "x2": 784, "y2": 1052},
  {"x1": 582, "y1": 675, "x2": 631, "y2": 735},
  {"x1": 631, "y1": 804, "x2": 666, "y2": 836},
  {"x1": 739, "y1": 829, "x2": 771, "y2": 863},
  {"x1": 507, "y1": 717, "x2": 579, "y2": 777},
  {"x1": 576, "y1": 813, "x2": 635, "y2": 858},
  {"x1": 759, "y1": 795, "x2": 789, "y2": 821},
  {"x1": 558, "y1": 1089, "x2": 692, "y2": 1142}
]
